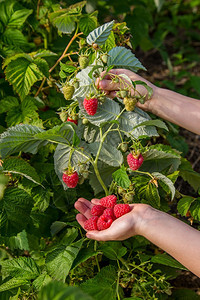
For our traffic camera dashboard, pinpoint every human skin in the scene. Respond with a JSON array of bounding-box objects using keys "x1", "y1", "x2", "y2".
[
  {"x1": 74, "y1": 198, "x2": 200, "y2": 277},
  {"x1": 96, "y1": 69, "x2": 200, "y2": 135}
]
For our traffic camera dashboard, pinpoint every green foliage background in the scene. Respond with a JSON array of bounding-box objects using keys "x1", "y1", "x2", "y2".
[{"x1": 0, "y1": 0, "x2": 200, "y2": 299}]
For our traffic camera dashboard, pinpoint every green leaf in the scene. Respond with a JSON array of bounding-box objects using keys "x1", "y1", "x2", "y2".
[
  {"x1": 33, "y1": 50, "x2": 57, "y2": 59},
  {"x1": 112, "y1": 166, "x2": 131, "y2": 189},
  {"x1": 1, "y1": 257, "x2": 40, "y2": 280},
  {"x1": 60, "y1": 62, "x2": 77, "y2": 73},
  {"x1": 100, "y1": 241, "x2": 127, "y2": 260},
  {"x1": 146, "y1": 183, "x2": 160, "y2": 208},
  {"x1": 8, "y1": 230, "x2": 30, "y2": 251},
  {"x1": 79, "y1": 14, "x2": 98, "y2": 36},
  {"x1": 0, "y1": 278, "x2": 29, "y2": 292},
  {"x1": 34, "y1": 57, "x2": 49, "y2": 78},
  {"x1": 107, "y1": 46, "x2": 146, "y2": 72},
  {"x1": 4, "y1": 56, "x2": 44, "y2": 99},
  {"x1": 3, "y1": 157, "x2": 42, "y2": 186},
  {"x1": 0, "y1": 124, "x2": 46, "y2": 159},
  {"x1": 86, "y1": 20, "x2": 114, "y2": 45},
  {"x1": 0, "y1": 96, "x2": 19, "y2": 114},
  {"x1": 46, "y1": 238, "x2": 83, "y2": 281},
  {"x1": 7, "y1": 8, "x2": 33, "y2": 27},
  {"x1": 151, "y1": 253, "x2": 187, "y2": 270},
  {"x1": 49, "y1": 2, "x2": 86, "y2": 35},
  {"x1": 74, "y1": 67, "x2": 94, "y2": 98},
  {"x1": 87, "y1": 142, "x2": 123, "y2": 167},
  {"x1": 152, "y1": 172, "x2": 175, "y2": 200},
  {"x1": 32, "y1": 186, "x2": 52, "y2": 212},
  {"x1": 0, "y1": 188, "x2": 33, "y2": 236},
  {"x1": 179, "y1": 158, "x2": 200, "y2": 191},
  {"x1": 54, "y1": 142, "x2": 90, "y2": 189},
  {"x1": 81, "y1": 265, "x2": 118, "y2": 300},
  {"x1": 38, "y1": 281, "x2": 93, "y2": 300},
  {"x1": 177, "y1": 197, "x2": 195, "y2": 216},
  {"x1": 32, "y1": 272, "x2": 52, "y2": 291},
  {"x1": 132, "y1": 80, "x2": 153, "y2": 99},
  {"x1": 2, "y1": 28, "x2": 28, "y2": 48},
  {"x1": 133, "y1": 119, "x2": 168, "y2": 131},
  {"x1": 71, "y1": 245, "x2": 97, "y2": 270},
  {"x1": 190, "y1": 199, "x2": 200, "y2": 221},
  {"x1": 141, "y1": 149, "x2": 181, "y2": 173},
  {"x1": 78, "y1": 97, "x2": 120, "y2": 127},
  {"x1": 119, "y1": 109, "x2": 158, "y2": 139},
  {"x1": 102, "y1": 31, "x2": 116, "y2": 52}
]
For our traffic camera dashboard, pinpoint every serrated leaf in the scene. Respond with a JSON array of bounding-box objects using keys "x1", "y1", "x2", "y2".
[
  {"x1": 32, "y1": 186, "x2": 52, "y2": 212},
  {"x1": 38, "y1": 281, "x2": 93, "y2": 300},
  {"x1": 152, "y1": 172, "x2": 175, "y2": 200},
  {"x1": 74, "y1": 67, "x2": 94, "y2": 98},
  {"x1": 34, "y1": 57, "x2": 49, "y2": 78},
  {"x1": 71, "y1": 245, "x2": 97, "y2": 270},
  {"x1": 3, "y1": 156, "x2": 42, "y2": 186},
  {"x1": 112, "y1": 166, "x2": 131, "y2": 189},
  {"x1": 87, "y1": 142, "x2": 123, "y2": 167},
  {"x1": 54, "y1": 142, "x2": 90, "y2": 189},
  {"x1": 100, "y1": 241, "x2": 127, "y2": 260},
  {"x1": 1, "y1": 257, "x2": 39, "y2": 280},
  {"x1": 86, "y1": 20, "x2": 114, "y2": 45},
  {"x1": 133, "y1": 119, "x2": 168, "y2": 131},
  {"x1": 0, "y1": 96, "x2": 19, "y2": 114},
  {"x1": 7, "y1": 8, "x2": 33, "y2": 27},
  {"x1": 2, "y1": 28, "x2": 28, "y2": 48},
  {"x1": 46, "y1": 239, "x2": 83, "y2": 281},
  {"x1": 0, "y1": 188, "x2": 33, "y2": 236},
  {"x1": 146, "y1": 183, "x2": 160, "y2": 208},
  {"x1": 107, "y1": 46, "x2": 146, "y2": 72},
  {"x1": 102, "y1": 31, "x2": 116, "y2": 52},
  {"x1": 79, "y1": 14, "x2": 98, "y2": 36},
  {"x1": 4, "y1": 56, "x2": 44, "y2": 99},
  {"x1": 0, "y1": 124, "x2": 46, "y2": 159},
  {"x1": 179, "y1": 158, "x2": 200, "y2": 191},
  {"x1": 32, "y1": 272, "x2": 52, "y2": 291},
  {"x1": 190, "y1": 199, "x2": 200, "y2": 221},
  {"x1": 49, "y1": 11, "x2": 77, "y2": 34},
  {"x1": 177, "y1": 197, "x2": 195, "y2": 216},
  {"x1": 0, "y1": 278, "x2": 29, "y2": 292},
  {"x1": 151, "y1": 253, "x2": 187, "y2": 270},
  {"x1": 33, "y1": 50, "x2": 57, "y2": 58},
  {"x1": 119, "y1": 109, "x2": 158, "y2": 139},
  {"x1": 8, "y1": 230, "x2": 29, "y2": 251},
  {"x1": 141, "y1": 149, "x2": 181, "y2": 173},
  {"x1": 78, "y1": 97, "x2": 121, "y2": 127},
  {"x1": 60, "y1": 62, "x2": 76, "y2": 73},
  {"x1": 81, "y1": 265, "x2": 118, "y2": 300}
]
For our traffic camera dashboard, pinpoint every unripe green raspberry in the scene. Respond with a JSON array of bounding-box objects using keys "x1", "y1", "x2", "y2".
[
  {"x1": 59, "y1": 111, "x2": 68, "y2": 122},
  {"x1": 62, "y1": 85, "x2": 75, "y2": 100},
  {"x1": 120, "y1": 142, "x2": 128, "y2": 152},
  {"x1": 101, "y1": 54, "x2": 108, "y2": 64},
  {"x1": 82, "y1": 118, "x2": 89, "y2": 125},
  {"x1": 123, "y1": 97, "x2": 137, "y2": 111},
  {"x1": 79, "y1": 55, "x2": 89, "y2": 69}
]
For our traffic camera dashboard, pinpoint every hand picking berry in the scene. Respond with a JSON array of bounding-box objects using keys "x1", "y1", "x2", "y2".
[
  {"x1": 97, "y1": 214, "x2": 113, "y2": 231},
  {"x1": 62, "y1": 170, "x2": 79, "y2": 188},
  {"x1": 91, "y1": 205, "x2": 105, "y2": 216},
  {"x1": 100, "y1": 195, "x2": 117, "y2": 209},
  {"x1": 114, "y1": 204, "x2": 131, "y2": 218},
  {"x1": 83, "y1": 97, "x2": 98, "y2": 115},
  {"x1": 127, "y1": 153, "x2": 144, "y2": 170},
  {"x1": 84, "y1": 216, "x2": 98, "y2": 231}
]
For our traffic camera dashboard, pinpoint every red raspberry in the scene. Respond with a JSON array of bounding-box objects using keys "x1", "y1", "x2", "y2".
[
  {"x1": 62, "y1": 171, "x2": 79, "y2": 188},
  {"x1": 97, "y1": 215, "x2": 113, "y2": 231},
  {"x1": 91, "y1": 205, "x2": 105, "y2": 216},
  {"x1": 83, "y1": 98, "x2": 98, "y2": 115},
  {"x1": 102, "y1": 208, "x2": 115, "y2": 220},
  {"x1": 127, "y1": 153, "x2": 144, "y2": 170},
  {"x1": 67, "y1": 117, "x2": 78, "y2": 125},
  {"x1": 100, "y1": 195, "x2": 117, "y2": 209},
  {"x1": 84, "y1": 216, "x2": 98, "y2": 231},
  {"x1": 114, "y1": 204, "x2": 131, "y2": 219}
]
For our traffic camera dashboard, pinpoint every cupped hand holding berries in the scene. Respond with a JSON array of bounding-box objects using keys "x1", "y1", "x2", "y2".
[{"x1": 74, "y1": 197, "x2": 151, "y2": 241}]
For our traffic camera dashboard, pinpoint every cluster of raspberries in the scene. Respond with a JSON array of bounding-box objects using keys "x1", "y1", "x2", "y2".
[{"x1": 84, "y1": 195, "x2": 131, "y2": 231}]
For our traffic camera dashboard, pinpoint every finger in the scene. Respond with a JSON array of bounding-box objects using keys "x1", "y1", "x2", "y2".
[
  {"x1": 74, "y1": 198, "x2": 93, "y2": 219},
  {"x1": 86, "y1": 223, "x2": 117, "y2": 241},
  {"x1": 91, "y1": 198, "x2": 101, "y2": 205},
  {"x1": 98, "y1": 79, "x2": 121, "y2": 91},
  {"x1": 76, "y1": 213, "x2": 87, "y2": 229},
  {"x1": 107, "y1": 91, "x2": 117, "y2": 99}
]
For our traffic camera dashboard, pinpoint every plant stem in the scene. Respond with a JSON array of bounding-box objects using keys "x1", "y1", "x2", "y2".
[
  {"x1": 132, "y1": 169, "x2": 154, "y2": 179},
  {"x1": 93, "y1": 161, "x2": 109, "y2": 195},
  {"x1": 94, "y1": 241, "x2": 100, "y2": 272}
]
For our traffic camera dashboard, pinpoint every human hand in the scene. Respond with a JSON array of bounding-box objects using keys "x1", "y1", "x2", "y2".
[
  {"x1": 74, "y1": 197, "x2": 151, "y2": 241},
  {"x1": 96, "y1": 69, "x2": 158, "y2": 113}
]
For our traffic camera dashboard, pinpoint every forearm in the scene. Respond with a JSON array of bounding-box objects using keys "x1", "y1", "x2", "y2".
[
  {"x1": 139, "y1": 207, "x2": 200, "y2": 277},
  {"x1": 144, "y1": 87, "x2": 200, "y2": 135}
]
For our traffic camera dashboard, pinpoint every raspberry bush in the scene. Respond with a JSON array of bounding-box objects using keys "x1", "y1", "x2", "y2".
[{"x1": 0, "y1": 1, "x2": 200, "y2": 299}]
